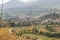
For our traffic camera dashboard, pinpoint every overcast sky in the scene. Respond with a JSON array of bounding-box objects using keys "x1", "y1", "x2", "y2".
[
  {"x1": 0, "y1": 0, "x2": 60, "y2": 4},
  {"x1": 0, "y1": 0, "x2": 37, "y2": 4},
  {"x1": 0, "y1": 0, "x2": 60, "y2": 9},
  {"x1": 0, "y1": 0, "x2": 10, "y2": 4}
]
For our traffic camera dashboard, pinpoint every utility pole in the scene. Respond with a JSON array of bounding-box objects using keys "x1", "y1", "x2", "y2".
[
  {"x1": 0, "y1": 0, "x2": 3, "y2": 29},
  {"x1": 0, "y1": 0, "x2": 3, "y2": 22}
]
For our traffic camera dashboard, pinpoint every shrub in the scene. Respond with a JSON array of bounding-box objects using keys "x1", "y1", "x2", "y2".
[{"x1": 45, "y1": 25, "x2": 55, "y2": 32}]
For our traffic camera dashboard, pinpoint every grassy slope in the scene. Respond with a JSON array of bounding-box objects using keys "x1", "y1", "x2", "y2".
[{"x1": 1, "y1": 26, "x2": 60, "y2": 40}]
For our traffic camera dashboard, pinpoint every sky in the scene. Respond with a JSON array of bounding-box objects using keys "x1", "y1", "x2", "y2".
[
  {"x1": 0, "y1": 0, "x2": 60, "y2": 9},
  {"x1": 0, "y1": 0, "x2": 60, "y2": 4},
  {"x1": 0, "y1": 0, "x2": 32, "y2": 4},
  {"x1": 0, "y1": 0, "x2": 10, "y2": 4}
]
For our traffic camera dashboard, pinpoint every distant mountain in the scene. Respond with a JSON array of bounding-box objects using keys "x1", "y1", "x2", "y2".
[
  {"x1": 38, "y1": 13, "x2": 60, "y2": 24},
  {"x1": 2, "y1": 7, "x2": 60, "y2": 20},
  {"x1": 2, "y1": 8, "x2": 47, "y2": 19},
  {"x1": 0, "y1": 0, "x2": 26, "y2": 9},
  {"x1": 0, "y1": 0, "x2": 60, "y2": 9},
  {"x1": 0, "y1": 0, "x2": 60, "y2": 19},
  {"x1": 40, "y1": 12, "x2": 60, "y2": 21}
]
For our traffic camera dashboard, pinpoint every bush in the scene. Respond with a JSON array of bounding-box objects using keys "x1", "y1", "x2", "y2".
[
  {"x1": 32, "y1": 27, "x2": 38, "y2": 34},
  {"x1": 16, "y1": 30, "x2": 25, "y2": 36},
  {"x1": 45, "y1": 25, "x2": 55, "y2": 32}
]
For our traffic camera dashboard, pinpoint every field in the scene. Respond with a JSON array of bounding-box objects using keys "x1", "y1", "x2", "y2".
[
  {"x1": 0, "y1": 28, "x2": 28, "y2": 40},
  {"x1": 52, "y1": 27, "x2": 60, "y2": 32},
  {"x1": 0, "y1": 25, "x2": 60, "y2": 40}
]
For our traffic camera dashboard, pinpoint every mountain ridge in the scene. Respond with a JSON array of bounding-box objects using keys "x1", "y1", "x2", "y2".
[{"x1": 0, "y1": 0, "x2": 60, "y2": 9}]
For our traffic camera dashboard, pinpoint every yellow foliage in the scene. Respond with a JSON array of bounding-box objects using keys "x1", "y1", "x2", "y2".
[{"x1": 0, "y1": 28, "x2": 26, "y2": 40}]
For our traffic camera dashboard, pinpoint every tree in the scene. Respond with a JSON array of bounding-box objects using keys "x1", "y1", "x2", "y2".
[{"x1": 32, "y1": 27, "x2": 38, "y2": 34}]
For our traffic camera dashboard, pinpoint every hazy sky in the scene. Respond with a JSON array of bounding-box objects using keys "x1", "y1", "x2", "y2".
[
  {"x1": 0, "y1": 0, "x2": 32, "y2": 4},
  {"x1": 0, "y1": 0, "x2": 10, "y2": 4},
  {"x1": 0, "y1": 0, "x2": 60, "y2": 9},
  {"x1": 0, "y1": 0, "x2": 60, "y2": 4}
]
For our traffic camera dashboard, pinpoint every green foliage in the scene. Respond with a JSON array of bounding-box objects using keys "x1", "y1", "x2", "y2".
[
  {"x1": 24, "y1": 30, "x2": 32, "y2": 34},
  {"x1": 16, "y1": 30, "x2": 25, "y2": 36},
  {"x1": 32, "y1": 27, "x2": 39, "y2": 34},
  {"x1": 45, "y1": 25, "x2": 55, "y2": 32},
  {"x1": 32, "y1": 37, "x2": 37, "y2": 40}
]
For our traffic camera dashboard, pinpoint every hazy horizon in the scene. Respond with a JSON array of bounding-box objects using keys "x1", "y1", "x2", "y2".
[{"x1": 0, "y1": 0, "x2": 60, "y2": 9}]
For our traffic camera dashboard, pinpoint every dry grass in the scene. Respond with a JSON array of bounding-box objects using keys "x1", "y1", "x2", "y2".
[
  {"x1": 0, "y1": 28, "x2": 28, "y2": 40},
  {"x1": 38, "y1": 27, "x2": 49, "y2": 33},
  {"x1": 52, "y1": 27, "x2": 60, "y2": 32},
  {"x1": 0, "y1": 26, "x2": 60, "y2": 40}
]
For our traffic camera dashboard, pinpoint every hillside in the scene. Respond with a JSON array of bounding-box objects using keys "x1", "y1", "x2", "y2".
[
  {"x1": 40, "y1": 12, "x2": 60, "y2": 20},
  {"x1": 0, "y1": 0, "x2": 60, "y2": 19},
  {"x1": 39, "y1": 12, "x2": 60, "y2": 25},
  {"x1": 0, "y1": 8, "x2": 60, "y2": 20}
]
